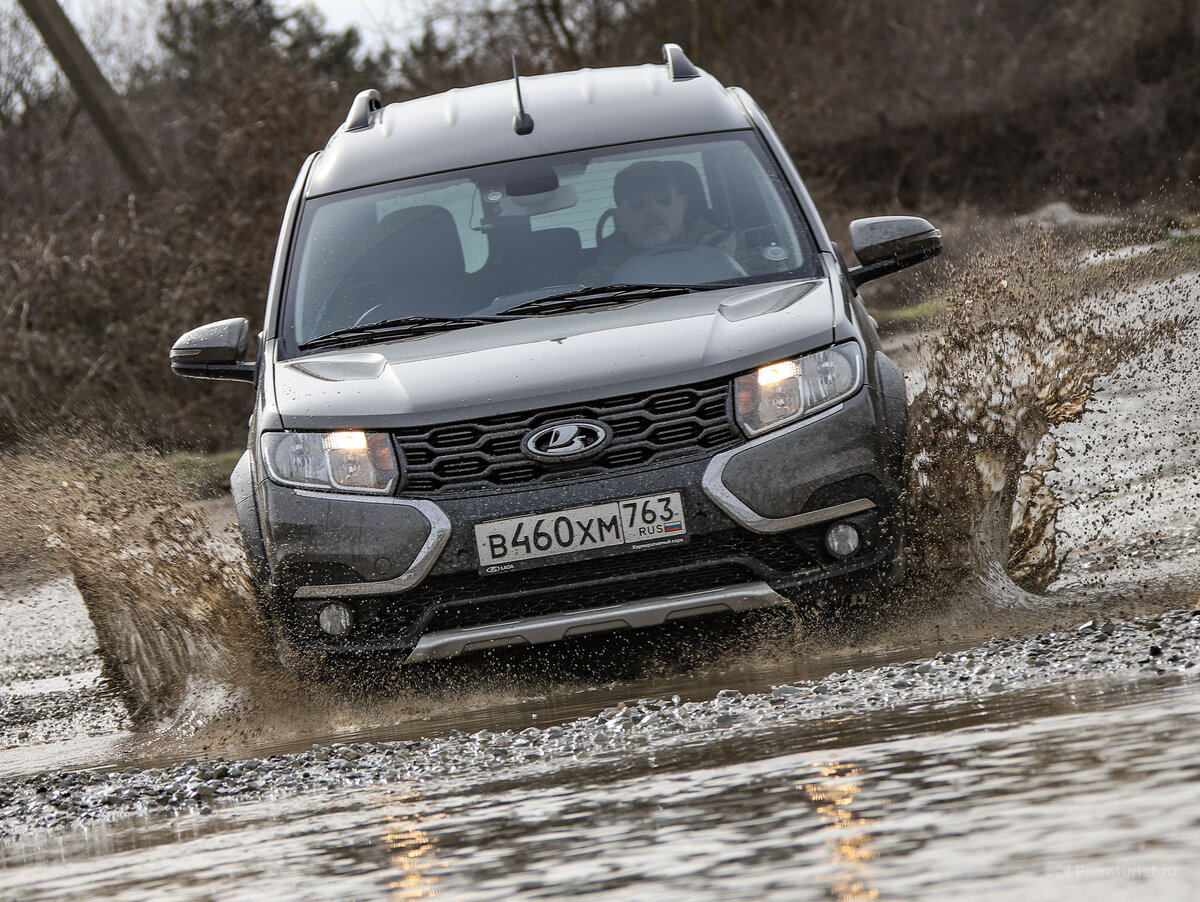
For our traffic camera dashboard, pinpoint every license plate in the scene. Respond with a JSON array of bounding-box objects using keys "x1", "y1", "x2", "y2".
[{"x1": 475, "y1": 492, "x2": 688, "y2": 574}]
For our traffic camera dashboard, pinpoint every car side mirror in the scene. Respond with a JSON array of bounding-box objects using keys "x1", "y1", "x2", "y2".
[
  {"x1": 170, "y1": 317, "x2": 256, "y2": 382},
  {"x1": 846, "y1": 216, "x2": 942, "y2": 288}
]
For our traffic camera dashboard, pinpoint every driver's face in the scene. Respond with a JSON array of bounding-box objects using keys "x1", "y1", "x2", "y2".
[{"x1": 615, "y1": 184, "x2": 688, "y2": 251}]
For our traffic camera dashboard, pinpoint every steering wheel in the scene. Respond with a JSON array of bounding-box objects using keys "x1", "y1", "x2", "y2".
[{"x1": 595, "y1": 208, "x2": 617, "y2": 246}]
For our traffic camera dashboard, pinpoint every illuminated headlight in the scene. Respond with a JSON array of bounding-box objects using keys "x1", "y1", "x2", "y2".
[
  {"x1": 734, "y1": 343, "x2": 864, "y2": 436},
  {"x1": 261, "y1": 431, "x2": 400, "y2": 494}
]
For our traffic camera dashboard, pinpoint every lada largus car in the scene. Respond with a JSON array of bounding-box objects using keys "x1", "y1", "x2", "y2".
[{"x1": 170, "y1": 45, "x2": 941, "y2": 666}]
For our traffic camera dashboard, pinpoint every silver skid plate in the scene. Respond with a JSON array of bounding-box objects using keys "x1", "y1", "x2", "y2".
[{"x1": 403, "y1": 581, "x2": 788, "y2": 664}]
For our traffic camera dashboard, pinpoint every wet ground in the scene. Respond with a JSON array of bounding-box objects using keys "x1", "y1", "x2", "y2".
[
  {"x1": 15, "y1": 660, "x2": 1200, "y2": 900},
  {"x1": 4, "y1": 234, "x2": 1200, "y2": 898}
]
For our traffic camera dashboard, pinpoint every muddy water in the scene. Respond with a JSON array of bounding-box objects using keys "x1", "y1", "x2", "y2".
[
  {"x1": 3, "y1": 231, "x2": 1200, "y2": 897},
  {"x1": 7, "y1": 675, "x2": 1200, "y2": 900}
]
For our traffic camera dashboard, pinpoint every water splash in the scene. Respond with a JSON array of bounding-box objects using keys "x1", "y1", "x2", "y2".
[
  {"x1": 1, "y1": 445, "x2": 277, "y2": 726},
  {"x1": 1, "y1": 225, "x2": 1196, "y2": 739},
  {"x1": 903, "y1": 226, "x2": 1193, "y2": 597}
]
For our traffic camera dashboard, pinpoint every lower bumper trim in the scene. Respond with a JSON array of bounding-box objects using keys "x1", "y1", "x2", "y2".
[{"x1": 403, "y1": 581, "x2": 789, "y2": 664}]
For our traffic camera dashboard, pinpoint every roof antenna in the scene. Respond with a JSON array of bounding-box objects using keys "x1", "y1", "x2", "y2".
[{"x1": 511, "y1": 53, "x2": 534, "y2": 135}]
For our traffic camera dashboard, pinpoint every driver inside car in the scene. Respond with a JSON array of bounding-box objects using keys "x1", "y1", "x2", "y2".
[{"x1": 581, "y1": 160, "x2": 746, "y2": 284}]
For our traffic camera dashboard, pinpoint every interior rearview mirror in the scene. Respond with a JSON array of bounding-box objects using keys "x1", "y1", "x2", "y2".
[
  {"x1": 170, "y1": 317, "x2": 255, "y2": 382},
  {"x1": 847, "y1": 216, "x2": 942, "y2": 288}
]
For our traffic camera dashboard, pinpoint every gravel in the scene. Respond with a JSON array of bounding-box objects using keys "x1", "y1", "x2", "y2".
[{"x1": 4, "y1": 605, "x2": 1200, "y2": 838}]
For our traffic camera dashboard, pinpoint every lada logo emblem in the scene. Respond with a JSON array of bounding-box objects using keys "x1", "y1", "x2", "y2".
[{"x1": 522, "y1": 419, "x2": 612, "y2": 462}]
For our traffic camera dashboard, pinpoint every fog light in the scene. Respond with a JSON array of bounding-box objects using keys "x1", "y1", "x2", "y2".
[
  {"x1": 318, "y1": 602, "x2": 354, "y2": 637},
  {"x1": 824, "y1": 522, "x2": 861, "y2": 559}
]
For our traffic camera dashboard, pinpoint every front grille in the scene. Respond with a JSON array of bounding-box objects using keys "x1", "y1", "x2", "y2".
[{"x1": 393, "y1": 377, "x2": 740, "y2": 496}]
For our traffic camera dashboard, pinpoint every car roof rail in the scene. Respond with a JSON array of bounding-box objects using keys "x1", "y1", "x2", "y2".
[
  {"x1": 663, "y1": 43, "x2": 700, "y2": 81},
  {"x1": 343, "y1": 88, "x2": 382, "y2": 131}
]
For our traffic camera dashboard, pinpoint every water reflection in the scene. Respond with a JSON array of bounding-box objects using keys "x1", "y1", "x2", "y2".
[
  {"x1": 4, "y1": 677, "x2": 1200, "y2": 900},
  {"x1": 801, "y1": 762, "x2": 879, "y2": 901},
  {"x1": 375, "y1": 793, "x2": 446, "y2": 900}
]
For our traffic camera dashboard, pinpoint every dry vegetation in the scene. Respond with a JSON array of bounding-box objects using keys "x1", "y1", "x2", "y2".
[{"x1": 2, "y1": 0, "x2": 1199, "y2": 449}]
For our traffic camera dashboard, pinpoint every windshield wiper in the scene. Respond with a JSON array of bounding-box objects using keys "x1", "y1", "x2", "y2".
[
  {"x1": 496, "y1": 283, "x2": 736, "y2": 317},
  {"x1": 298, "y1": 315, "x2": 509, "y2": 351}
]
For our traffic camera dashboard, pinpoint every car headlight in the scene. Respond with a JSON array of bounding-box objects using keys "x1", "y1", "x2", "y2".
[
  {"x1": 261, "y1": 431, "x2": 400, "y2": 494},
  {"x1": 734, "y1": 343, "x2": 864, "y2": 436}
]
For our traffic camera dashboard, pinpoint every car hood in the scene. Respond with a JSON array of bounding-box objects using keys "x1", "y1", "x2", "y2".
[{"x1": 272, "y1": 278, "x2": 840, "y2": 430}]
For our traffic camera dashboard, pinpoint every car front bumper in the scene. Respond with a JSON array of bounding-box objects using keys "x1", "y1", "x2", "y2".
[{"x1": 258, "y1": 386, "x2": 903, "y2": 656}]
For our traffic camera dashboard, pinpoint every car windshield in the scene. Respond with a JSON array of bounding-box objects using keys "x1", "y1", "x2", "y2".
[{"x1": 282, "y1": 132, "x2": 820, "y2": 354}]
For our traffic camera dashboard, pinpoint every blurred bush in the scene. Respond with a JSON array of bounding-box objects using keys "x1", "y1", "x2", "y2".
[
  {"x1": 1, "y1": 0, "x2": 1197, "y2": 448},
  {"x1": 0, "y1": 0, "x2": 388, "y2": 448}
]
